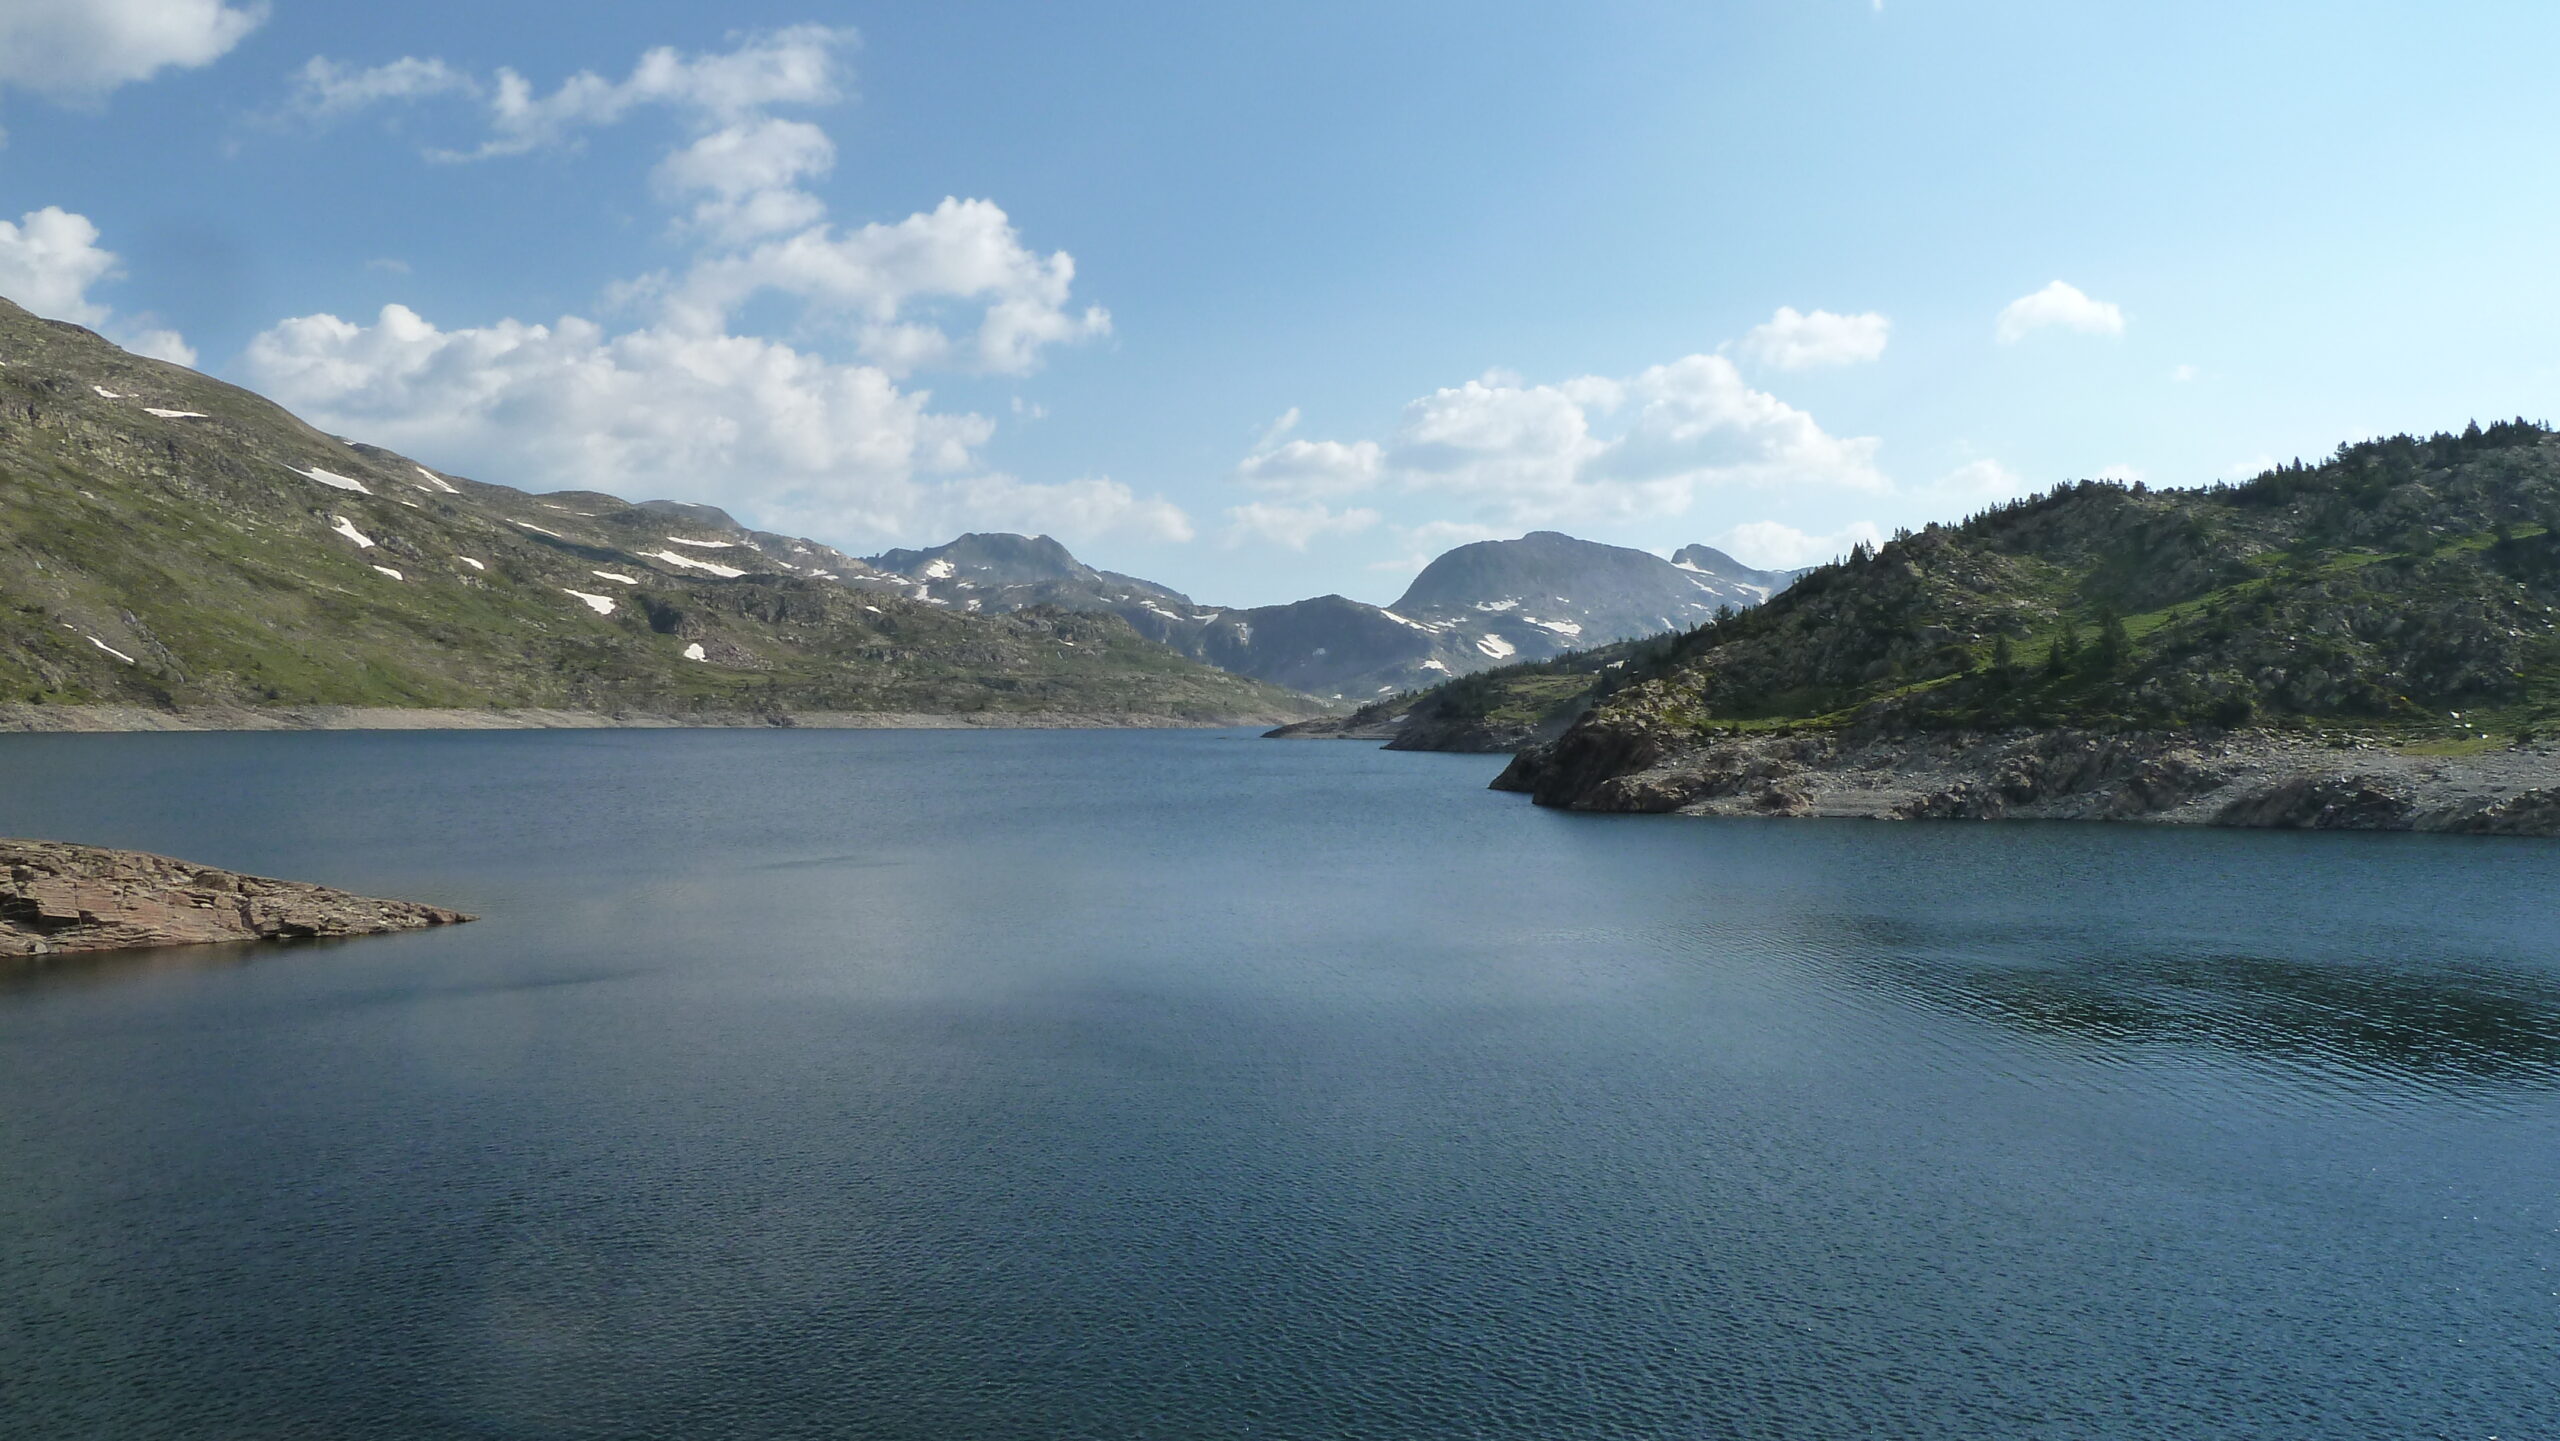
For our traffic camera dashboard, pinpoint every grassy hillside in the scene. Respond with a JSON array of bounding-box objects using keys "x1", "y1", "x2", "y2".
[
  {"x1": 0, "y1": 300, "x2": 1317, "y2": 723},
  {"x1": 1392, "y1": 420, "x2": 2560, "y2": 751}
]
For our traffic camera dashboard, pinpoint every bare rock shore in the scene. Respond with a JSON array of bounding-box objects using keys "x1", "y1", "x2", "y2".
[
  {"x1": 1492, "y1": 725, "x2": 2560, "y2": 836},
  {"x1": 0, "y1": 705, "x2": 1295, "y2": 734},
  {"x1": 3, "y1": 839, "x2": 473, "y2": 960}
]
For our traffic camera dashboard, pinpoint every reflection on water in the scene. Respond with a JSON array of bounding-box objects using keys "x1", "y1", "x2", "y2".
[
  {"x1": 0, "y1": 730, "x2": 2556, "y2": 1441},
  {"x1": 1814, "y1": 914, "x2": 2560, "y2": 1097}
]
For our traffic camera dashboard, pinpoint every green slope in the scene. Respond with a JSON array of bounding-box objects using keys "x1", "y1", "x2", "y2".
[
  {"x1": 0, "y1": 299, "x2": 1319, "y2": 723},
  {"x1": 1382, "y1": 419, "x2": 2560, "y2": 751}
]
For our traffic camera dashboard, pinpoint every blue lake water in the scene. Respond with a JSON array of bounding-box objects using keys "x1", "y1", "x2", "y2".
[{"x1": 1, "y1": 727, "x2": 2556, "y2": 1439}]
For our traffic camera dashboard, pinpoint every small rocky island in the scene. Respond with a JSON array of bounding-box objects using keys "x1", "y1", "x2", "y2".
[{"x1": 2, "y1": 839, "x2": 472, "y2": 960}]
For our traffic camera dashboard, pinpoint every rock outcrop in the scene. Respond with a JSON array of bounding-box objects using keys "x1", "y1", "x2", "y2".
[
  {"x1": 1492, "y1": 727, "x2": 2560, "y2": 835},
  {"x1": 2, "y1": 839, "x2": 473, "y2": 959}
]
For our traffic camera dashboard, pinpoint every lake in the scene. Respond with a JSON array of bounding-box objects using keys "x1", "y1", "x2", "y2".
[{"x1": 2, "y1": 728, "x2": 2555, "y2": 1439}]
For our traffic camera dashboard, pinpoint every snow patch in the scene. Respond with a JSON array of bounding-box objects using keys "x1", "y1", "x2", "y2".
[
  {"x1": 92, "y1": 385, "x2": 123, "y2": 399},
  {"x1": 456, "y1": 556, "x2": 486, "y2": 571},
  {"x1": 1525, "y1": 616, "x2": 1583, "y2": 638},
  {"x1": 1473, "y1": 599, "x2": 1520, "y2": 612},
  {"x1": 641, "y1": 549, "x2": 747, "y2": 578},
  {"x1": 1475, "y1": 634, "x2": 1515, "y2": 659},
  {"x1": 921, "y1": 558, "x2": 957, "y2": 579},
  {"x1": 591, "y1": 570, "x2": 642, "y2": 585},
  {"x1": 1420, "y1": 658, "x2": 1452, "y2": 673},
  {"x1": 372, "y1": 565, "x2": 405, "y2": 581},
  {"x1": 144, "y1": 408, "x2": 207, "y2": 419},
  {"x1": 329, "y1": 515, "x2": 376, "y2": 549},
  {"x1": 299, "y1": 466, "x2": 372, "y2": 494},
  {"x1": 682, "y1": 642, "x2": 708, "y2": 662},
  {"x1": 563, "y1": 589, "x2": 617, "y2": 616},
  {"x1": 87, "y1": 636, "x2": 136, "y2": 664},
  {"x1": 414, "y1": 466, "x2": 459, "y2": 494},
  {"x1": 511, "y1": 519, "x2": 563, "y2": 537},
  {"x1": 664, "y1": 536, "x2": 736, "y2": 548},
  {"x1": 1377, "y1": 609, "x2": 1431, "y2": 630}
]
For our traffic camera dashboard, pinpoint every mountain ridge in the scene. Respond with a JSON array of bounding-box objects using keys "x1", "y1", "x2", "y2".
[
  {"x1": 1349, "y1": 419, "x2": 2560, "y2": 832},
  {"x1": 0, "y1": 299, "x2": 1317, "y2": 727}
]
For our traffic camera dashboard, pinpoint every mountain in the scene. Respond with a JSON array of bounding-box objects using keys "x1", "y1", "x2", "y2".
[
  {"x1": 1358, "y1": 421, "x2": 2560, "y2": 832},
  {"x1": 0, "y1": 299, "x2": 1318, "y2": 727},
  {"x1": 862, "y1": 527, "x2": 1804, "y2": 701}
]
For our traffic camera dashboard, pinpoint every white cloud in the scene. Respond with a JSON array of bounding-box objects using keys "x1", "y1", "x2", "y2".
[
  {"x1": 2093, "y1": 463, "x2": 2144, "y2": 485},
  {"x1": 1234, "y1": 355, "x2": 1884, "y2": 536},
  {"x1": 1995, "y1": 280, "x2": 2125, "y2": 344},
  {"x1": 669, "y1": 196, "x2": 1109, "y2": 376},
  {"x1": 1736, "y1": 306, "x2": 1890, "y2": 370},
  {"x1": 288, "y1": 56, "x2": 476, "y2": 118},
  {"x1": 2170, "y1": 363, "x2": 2198, "y2": 383},
  {"x1": 652, "y1": 117, "x2": 834, "y2": 242},
  {"x1": 0, "y1": 206, "x2": 116, "y2": 323},
  {"x1": 240, "y1": 302, "x2": 1177, "y2": 551},
  {"x1": 1222, "y1": 501, "x2": 1379, "y2": 550},
  {"x1": 471, "y1": 25, "x2": 854, "y2": 158},
  {"x1": 121, "y1": 326, "x2": 196, "y2": 366},
  {"x1": 0, "y1": 0, "x2": 264, "y2": 100},
  {"x1": 0, "y1": 205, "x2": 194, "y2": 364},
  {"x1": 1717, "y1": 519, "x2": 1885, "y2": 570},
  {"x1": 233, "y1": 29, "x2": 1126, "y2": 549},
  {"x1": 1234, "y1": 437, "x2": 1384, "y2": 500}
]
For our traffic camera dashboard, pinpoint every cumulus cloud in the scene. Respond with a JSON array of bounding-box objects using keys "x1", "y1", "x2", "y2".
[
  {"x1": 240, "y1": 303, "x2": 1177, "y2": 549},
  {"x1": 0, "y1": 206, "x2": 116, "y2": 323},
  {"x1": 669, "y1": 197, "x2": 1110, "y2": 375},
  {"x1": 1222, "y1": 501, "x2": 1380, "y2": 550},
  {"x1": 652, "y1": 117, "x2": 834, "y2": 242},
  {"x1": 1229, "y1": 356, "x2": 1884, "y2": 545},
  {"x1": 1717, "y1": 519, "x2": 1886, "y2": 570},
  {"x1": 1995, "y1": 280, "x2": 2125, "y2": 344},
  {"x1": 1736, "y1": 306, "x2": 1890, "y2": 370},
  {"x1": 0, "y1": 205, "x2": 194, "y2": 364},
  {"x1": 233, "y1": 30, "x2": 1126, "y2": 549},
  {"x1": 0, "y1": 0, "x2": 264, "y2": 100}
]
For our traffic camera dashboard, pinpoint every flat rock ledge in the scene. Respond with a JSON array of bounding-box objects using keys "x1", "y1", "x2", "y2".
[
  {"x1": 3, "y1": 838, "x2": 473, "y2": 960},
  {"x1": 1492, "y1": 726, "x2": 2560, "y2": 836}
]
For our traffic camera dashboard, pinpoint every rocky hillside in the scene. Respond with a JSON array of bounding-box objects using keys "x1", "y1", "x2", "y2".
[
  {"x1": 0, "y1": 299, "x2": 1318, "y2": 725},
  {"x1": 868, "y1": 527, "x2": 1801, "y2": 702},
  {"x1": 1386, "y1": 421, "x2": 2560, "y2": 828}
]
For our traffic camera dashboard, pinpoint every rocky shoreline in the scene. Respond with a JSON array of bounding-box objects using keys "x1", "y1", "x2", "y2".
[
  {"x1": 4, "y1": 839, "x2": 473, "y2": 960},
  {"x1": 1490, "y1": 723, "x2": 2560, "y2": 835},
  {"x1": 0, "y1": 704, "x2": 1306, "y2": 734}
]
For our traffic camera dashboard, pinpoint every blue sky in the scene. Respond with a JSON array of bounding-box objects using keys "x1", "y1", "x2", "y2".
[{"x1": 4, "y1": 1, "x2": 2556, "y2": 605}]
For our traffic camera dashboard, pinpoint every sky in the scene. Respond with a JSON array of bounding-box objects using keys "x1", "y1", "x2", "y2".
[{"x1": 2, "y1": 1, "x2": 2556, "y2": 607}]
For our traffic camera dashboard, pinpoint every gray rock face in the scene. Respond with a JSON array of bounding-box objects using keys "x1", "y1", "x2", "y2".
[
  {"x1": 2, "y1": 839, "x2": 472, "y2": 959},
  {"x1": 1493, "y1": 724, "x2": 2560, "y2": 836}
]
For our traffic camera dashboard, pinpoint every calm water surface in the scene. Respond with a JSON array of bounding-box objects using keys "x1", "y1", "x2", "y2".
[{"x1": 1, "y1": 728, "x2": 2556, "y2": 1439}]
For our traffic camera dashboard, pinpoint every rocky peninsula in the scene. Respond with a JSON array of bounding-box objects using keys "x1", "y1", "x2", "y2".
[{"x1": 2, "y1": 839, "x2": 473, "y2": 960}]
